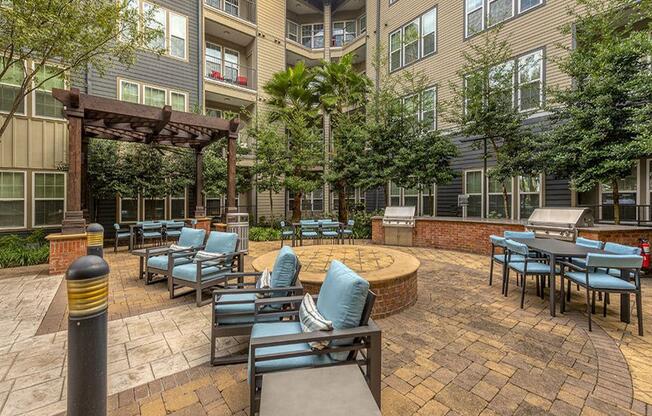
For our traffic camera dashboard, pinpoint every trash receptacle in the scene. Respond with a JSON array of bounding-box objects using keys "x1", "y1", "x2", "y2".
[{"x1": 226, "y1": 213, "x2": 249, "y2": 253}]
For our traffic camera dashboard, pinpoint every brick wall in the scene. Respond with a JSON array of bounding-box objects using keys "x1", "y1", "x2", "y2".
[
  {"x1": 48, "y1": 234, "x2": 87, "y2": 275},
  {"x1": 190, "y1": 218, "x2": 212, "y2": 235},
  {"x1": 578, "y1": 229, "x2": 652, "y2": 247},
  {"x1": 371, "y1": 218, "x2": 384, "y2": 245}
]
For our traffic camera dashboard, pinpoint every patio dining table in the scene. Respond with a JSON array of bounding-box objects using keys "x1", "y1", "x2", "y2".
[{"x1": 511, "y1": 237, "x2": 631, "y2": 323}]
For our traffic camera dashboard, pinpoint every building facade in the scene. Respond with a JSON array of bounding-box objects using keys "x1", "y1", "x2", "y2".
[{"x1": 0, "y1": 0, "x2": 648, "y2": 234}]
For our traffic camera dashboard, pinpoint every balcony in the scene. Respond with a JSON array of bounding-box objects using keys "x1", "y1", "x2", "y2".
[
  {"x1": 205, "y1": 60, "x2": 257, "y2": 105},
  {"x1": 204, "y1": 0, "x2": 256, "y2": 24}
]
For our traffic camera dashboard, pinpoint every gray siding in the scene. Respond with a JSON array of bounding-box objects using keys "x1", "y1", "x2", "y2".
[
  {"x1": 86, "y1": 0, "x2": 202, "y2": 108},
  {"x1": 545, "y1": 176, "x2": 572, "y2": 207}
]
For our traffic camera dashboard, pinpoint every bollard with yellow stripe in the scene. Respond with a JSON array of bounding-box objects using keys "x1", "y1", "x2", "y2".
[
  {"x1": 86, "y1": 223, "x2": 104, "y2": 258},
  {"x1": 66, "y1": 255, "x2": 110, "y2": 416}
]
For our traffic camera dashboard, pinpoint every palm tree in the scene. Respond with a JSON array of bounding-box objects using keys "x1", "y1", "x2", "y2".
[{"x1": 314, "y1": 54, "x2": 372, "y2": 222}]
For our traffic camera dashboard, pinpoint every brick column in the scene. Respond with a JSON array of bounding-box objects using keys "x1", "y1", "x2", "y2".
[{"x1": 46, "y1": 233, "x2": 87, "y2": 275}]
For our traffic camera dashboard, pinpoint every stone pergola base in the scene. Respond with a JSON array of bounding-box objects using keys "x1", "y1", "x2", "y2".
[{"x1": 46, "y1": 233, "x2": 87, "y2": 275}]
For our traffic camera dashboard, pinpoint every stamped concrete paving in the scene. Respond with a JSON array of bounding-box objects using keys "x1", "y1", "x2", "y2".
[{"x1": 1, "y1": 241, "x2": 652, "y2": 415}]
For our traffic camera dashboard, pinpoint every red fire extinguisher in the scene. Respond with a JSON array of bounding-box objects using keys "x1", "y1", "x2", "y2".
[{"x1": 639, "y1": 238, "x2": 650, "y2": 270}]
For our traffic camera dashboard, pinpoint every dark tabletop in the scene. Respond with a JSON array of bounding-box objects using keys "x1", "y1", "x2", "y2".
[{"x1": 511, "y1": 238, "x2": 605, "y2": 258}]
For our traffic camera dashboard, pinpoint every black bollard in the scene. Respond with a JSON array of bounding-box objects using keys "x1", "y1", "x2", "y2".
[
  {"x1": 86, "y1": 223, "x2": 104, "y2": 258},
  {"x1": 66, "y1": 255, "x2": 110, "y2": 416}
]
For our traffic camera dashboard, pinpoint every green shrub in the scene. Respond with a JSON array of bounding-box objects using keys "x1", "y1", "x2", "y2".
[
  {"x1": 0, "y1": 230, "x2": 50, "y2": 268},
  {"x1": 249, "y1": 227, "x2": 281, "y2": 241},
  {"x1": 351, "y1": 210, "x2": 381, "y2": 239}
]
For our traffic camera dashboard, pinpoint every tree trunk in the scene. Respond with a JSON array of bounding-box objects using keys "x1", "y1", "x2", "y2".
[
  {"x1": 292, "y1": 191, "x2": 302, "y2": 222},
  {"x1": 338, "y1": 184, "x2": 348, "y2": 223},
  {"x1": 269, "y1": 189, "x2": 274, "y2": 223},
  {"x1": 502, "y1": 183, "x2": 510, "y2": 219},
  {"x1": 612, "y1": 179, "x2": 620, "y2": 225}
]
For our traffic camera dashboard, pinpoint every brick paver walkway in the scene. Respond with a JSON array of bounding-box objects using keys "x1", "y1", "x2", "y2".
[{"x1": 1, "y1": 241, "x2": 652, "y2": 415}]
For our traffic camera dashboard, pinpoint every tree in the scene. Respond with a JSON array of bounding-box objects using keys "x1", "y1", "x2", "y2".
[
  {"x1": 0, "y1": 0, "x2": 162, "y2": 140},
  {"x1": 251, "y1": 123, "x2": 289, "y2": 220},
  {"x1": 203, "y1": 139, "x2": 251, "y2": 214},
  {"x1": 314, "y1": 53, "x2": 372, "y2": 222},
  {"x1": 542, "y1": 0, "x2": 652, "y2": 224},
  {"x1": 444, "y1": 27, "x2": 538, "y2": 219},
  {"x1": 263, "y1": 62, "x2": 323, "y2": 221}
]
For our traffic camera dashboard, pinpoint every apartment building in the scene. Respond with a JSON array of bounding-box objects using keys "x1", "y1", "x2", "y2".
[{"x1": 0, "y1": 0, "x2": 647, "y2": 234}]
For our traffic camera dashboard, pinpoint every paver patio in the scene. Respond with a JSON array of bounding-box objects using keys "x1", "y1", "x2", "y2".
[{"x1": 1, "y1": 241, "x2": 652, "y2": 415}]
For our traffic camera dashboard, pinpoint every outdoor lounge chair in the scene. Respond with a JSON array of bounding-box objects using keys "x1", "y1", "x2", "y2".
[
  {"x1": 210, "y1": 245, "x2": 303, "y2": 365},
  {"x1": 144, "y1": 227, "x2": 206, "y2": 285},
  {"x1": 505, "y1": 239, "x2": 558, "y2": 308},
  {"x1": 320, "y1": 220, "x2": 341, "y2": 244},
  {"x1": 561, "y1": 253, "x2": 644, "y2": 335},
  {"x1": 247, "y1": 260, "x2": 381, "y2": 413},
  {"x1": 488, "y1": 235, "x2": 526, "y2": 290},
  {"x1": 299, "y1": 220, "x2": 320, "y2": 245},
  {"x1": 341, "y1": 219, "x2": 355, "y2": 244},
  {"x1": 163, "y1": 221, "x2": 185, "y2": 243},
  {"x1": 140, "y1": 222, "x2": 163, "y2": 247},
  {"x1": 279, "y1": 221, "x2": 295, "y2": 247},
  {"x1": 114, "y1": 223, "x2": 131, "y2": 252},
  {"x1": 169, "y1": 231, "x2": 244, "y2": 306}
]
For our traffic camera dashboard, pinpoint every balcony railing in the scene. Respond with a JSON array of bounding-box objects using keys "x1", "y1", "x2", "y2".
[
  {"x1": 205, "y1": 60, "x2": 257, "y2": 90},
  {"x1": 205, "y1": 0, "x2": 256, "y2": 24}
]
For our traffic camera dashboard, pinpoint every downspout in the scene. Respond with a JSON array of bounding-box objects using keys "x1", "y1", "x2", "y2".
[
  {"x1": 197, "y1": 0, "x2": 204, "y2": 111},
  {"x1": 375, "y1": 0, "x2": 380, "y2": 91}
]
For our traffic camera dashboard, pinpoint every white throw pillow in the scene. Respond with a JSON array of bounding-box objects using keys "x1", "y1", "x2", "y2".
[
  {"x1": 193, "y1": 250, "x2": 223, "y2": 266},
  {"x1": 255, "y1": 269, "x2": 272, "y2": 299},
  {"x1": 299, "y1": 293, "x2": 333, "y2": 350},
  {"x1": 169, "y1": 244, "x2": 190, "y2": 252}
]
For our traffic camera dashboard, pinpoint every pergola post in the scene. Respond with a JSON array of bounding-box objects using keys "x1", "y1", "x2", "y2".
[
  {"x1": 226, "y1": 119, "x2": 238, "y2": 214},
  {"x1": 62, "y1": 89, "x2": 86, "y2": 234},
  {"x1": 194, "y1": 147, "x2": 206, "y2": 218}
]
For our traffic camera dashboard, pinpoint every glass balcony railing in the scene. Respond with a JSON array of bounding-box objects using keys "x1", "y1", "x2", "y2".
[
  {"x1": 205, "y1": 60, "x2": 257, "y2": 90},
  {"x1": 205, "y1": 0, "x2": 256, "y2": 24}
]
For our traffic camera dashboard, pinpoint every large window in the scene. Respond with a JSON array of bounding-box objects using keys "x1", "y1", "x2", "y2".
[
  {"x1": 0, "y1": 59, "x2": 25, "y2": 115},
  {"x1": 488, "y1": 177, "x2": 512, "y2": 219},
  {"x1": 488, "y1": 0, "x2": 513, "y2": 26},
  {"x1": 170, "y1": 91, "x2": 187, "y2": 111},
  {"x1": 0, "y1": 171, "x2": 25, "y2": 228},
  {"x1": 224, "y1": 49, "x2": 239, "y2": 82},
  {"x1": 301, "y1": 24, "x2": 324, "y2": 49},
  {"x1": 33, "y1": 65, "x2": 65, "y2": 118},
  {"x1": 466, "y1": 0, "x2": 484, "y2": 37},
  {"x1": 287, "y1": 20, "x2": 300, "y2": 43},
  {"x1": 517, "y1": 50, "x2": 543, "y2": 111},
  {"x1": 170, "y1": 190, "x2": 186, "y2": 219},
  {"x1": 467, "y1": 0, "x2": 542, "y2": 37},
  {"x1": 359, "y1": 15, "x2": 367, "y2": 34},
  {"x1": 389, "y1": 8, "x2": 437, "y2": 72},
  {"x1": 169, "y1": 13, "x2": 187, "y2": 59},
  {"x1": 120, "y1": 197, "x2": 138, "y2": 223},
  {"x1": 120, "y1": 79, "x2": 186, "y2": 110},
  {"x1": 519, "y1": 175, "x2": 541, "y2": 219},
  {"x1": 144, "y1": 2, "x2": 166, "y2": 51},
  {"x1": 388, "y1": 182, "x2": 435, "y2": 216},
  {"x1": 144, "y1": 85, "x2": 166, "y2": 107},
  {"x1": 119, "y1": 80, "x2": 140, "y2": 103},
  {"x1": 33, "y1": 173, "x2": 65, "y2": 227},
  {"x1": 465, "y1": 171, "x2": 483, "y2": 217},
  {"x1": 403, "y1": 87, "x2": 436, "y2": 131},
  {"x1": 225, "y1": 0, "x2": 239, "y2": 16},
  {"x1": 288, "y1": 189, "x2": 323, "y2": 212},
  {"x1": 144, "y1": 198, "x2": 165, "y2": 220},
  {"x1": 332, "y1": 21, "x2": 357, "y2": 47}
]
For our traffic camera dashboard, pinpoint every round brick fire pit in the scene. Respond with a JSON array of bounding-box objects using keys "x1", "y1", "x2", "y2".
[{"x1": 252, "y1": 245, "x2": 420, "y2": 318}]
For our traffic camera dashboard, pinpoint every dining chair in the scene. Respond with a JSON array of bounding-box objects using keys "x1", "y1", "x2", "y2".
[{"x1": 505, "y1": 239, "x2": 556, "y2": 308}]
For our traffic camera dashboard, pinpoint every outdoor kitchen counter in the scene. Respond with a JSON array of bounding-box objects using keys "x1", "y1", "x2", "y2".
[{"x1": 371, "y1": 216, "x2": 652, "y2": 255}]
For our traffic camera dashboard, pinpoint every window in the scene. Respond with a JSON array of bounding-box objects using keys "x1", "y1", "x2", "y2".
[
  {"x1": 488, "y1": 177, "x2": 512, "y2": 218},
  {"x1": 0, "y1": 59, "x2": 25, "y2": 115},
  {"x1": 289, "y1": 189, "x2": 323, "y2": 212},
  {"x1": 403, "y1": 187, "x2": 419, "y2": 207},
  {"x1": 144, "y1": 85, "x2": 166, "y2": 107},
  {"x1": 144, "y1": 198, "x2": 165, "y2": 220},
  {"x1": 403, "y1": 87, "x2": 436, "y2": 131},
  {"x1": 169, "y1": 13, "x2": 187, "y2": 59},
  {"x1": 422, "y1": 185, "x2": 435, "y2": 216},
  {"x1": 225, "y1": 0, "x2": 239, "y2": 16},
  {"x1": 206, "y1": 42, "x2": 223, "y2": 79},
  {"x1": 359, "y1": 15, "x2": 366, "y2": 34},
  {"x1": 421, "y1": 9, "x2": 436, "y2": 57},
  {"x1": 206, "y1": 192, "x2": 222, "y2": 216},
  {"x1": 403, "y1": 94, "x2": 419, "y2": 123},
  {"x1": 224, "y1": 49, "x2": 239, "y2": 82},
  {"x1": 143, "y1": 2, "x2": 166, "y2": 51},
  {"x1": 519, "y1": 175, "x2": 541, "y2": 219},
  {"x1": 0, "y1": 171, "x2": 25, "y2": 228},
  {"x1": 389, "y1": 30, "x2": 402, "y2": 72},
  {"x1": 33, "y1": 65, "x2": 65, "y2": 118},
  {"x1": 120, "y1": 197, "x2": 138, "y2": 222},
  {"x1": 119, "y1": 80, "x2": 140, "y2": 103},
  {"x1": 333, "y1": 188, "x2": 365, "y2": 211},
  {"x1": 33, "y1": 173, "x2": 65, "y2": 227},
  {"x1": 403, "y1": 19, "x2": 420, "y2": 66},
  {"x1": 332, "y1": 21, "x2": 356, "y2": 46},
  {"x1": 287, "y1": 20, "x2": 300, "y2": 42},
  {"x1": 170, "y1": 190, "x2": 186, "y2": 219},
  {"x1": 389, "y1": 182, "x2": 401, "y2": 206},
  {"x1": 519, "y1": 0, "x2": 542, "y2": 13},
  {"x1": 206, "y1": 108, "x2": 223, "y2": 118},
  {"x1": 490, "y1": 61, "x2": 515, "y2": 109},
  {"x1": 465, "y1": 171, "x2": 483, "y2": 217},
  {"x1": 517, "y1": 50, "x2": 543, "y2": 111},
  {"x1": 602, "y1": 167, "x2": 637, "y2": 222},
  {"x1": 488, "y1": 0, "x2": 513, "y2": 26},
  {"x1": 301, "y1": 24, "x2": 324, "y2": 49},
  {"x1": 466, "y1": 0, "x2": 484, "y2": 37},
  {"x1": 170, "y1": 91, "x2": 187, "y2": 111}
]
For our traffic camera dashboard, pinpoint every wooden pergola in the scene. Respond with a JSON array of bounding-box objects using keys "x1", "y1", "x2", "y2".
[{"x1": 53, "y1": 88, "x2": 241, "y2": 234}]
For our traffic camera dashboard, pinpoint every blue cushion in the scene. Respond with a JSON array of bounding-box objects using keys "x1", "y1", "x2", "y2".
[
  {"x1": 147, "y1": 255, "x2": 192, "y2": 270},
  {"x1": 271, "y1": 246, "x2": 298, "y2": 288},
  {"x1": 493, "y1": 254, "x2": 525, "y2": 264},
  {"x1": 586, "y1": 253, "x2": 642, "y2": 269},
  {"x1": 565, "y1": 272, "x2": 636, "y2": 291},
  {"x1": 302, "y1": 231, "x2": 319, "y2": 237},
  {"x1": 172, "y1": 263, "x2": 230, "y2": 282},
  {"x1": 604, "y1": 242, "x2": 641, "y2": 255},
  {"x1": 178, "y1": 227, "x2": 207, "y2": 248},
  {"x1": 322, "y1": 231, "x2": 339, "y2": 237},
  {"x1": 576, "y1": 237, "x2": 603, "y2": 249},
  {"x1": 509, "y1": 261, "x2": 553, "y2": 275},
  {"x1": 504, "y1": 231, "x2": 535, "y2": 239},
  {"x1": 490, "y1": 235, "x2": 506, "y2": 247},
  {"x1": 143, "y1": 231, "x2": 162, "y2": 238},
  {"x1": 205, "y1": 232, "x2": 238, "y2": 254},
  {"x1": 166, "y1": 230, "x2": 182, "y2": 238},
  {"x1": 505, "y1": 239, "x2": 529, "y2": 256},
  {"x1": 281, "y1": 231, "x2": 294, "y2": 236},
  {"x1": 116, "y1": 232, "x2": 130, "y2": 238},
  {"x1": 571, "y1": 257, "x2": 587, "y2": 269},
  {"x1": 250, "y1": 322, "x2": 333, "y2": 375},
  {"x1": 342, "y1": 229, "x2": 353, "y2": 235},
  {"x1": 215, "y1": 294, "x2": 279, "y2": 325},
  {"x1": 316, "y1": 261, "x2": 369, "y2": 330}
]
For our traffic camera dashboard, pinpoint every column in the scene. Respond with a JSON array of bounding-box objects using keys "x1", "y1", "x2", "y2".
[
  {"x1": 323, "y1": 1, "x2": 332, "y2": 213},
  {"x1": 226, "y1": 135, "x2": 237, "y2": 213},
  {"x1": 62, "y1": 111, "x2": 86, "y2": 234},
  {"x1": 194, "y1": 147, "x2": 206, "y2": 218}
]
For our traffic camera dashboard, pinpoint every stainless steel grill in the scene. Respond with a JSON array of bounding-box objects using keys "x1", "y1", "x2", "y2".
[
  {"x1": 382, "y1": 206, "x2": 416, "y2": 246},
  {"x1": 526, "y1": 207, "x2": 594, "y2": 241}
]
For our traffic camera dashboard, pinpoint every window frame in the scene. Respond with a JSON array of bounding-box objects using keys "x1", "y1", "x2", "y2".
[
  {"x1": 169, "y1": 90, "x2": 188, "y2": 112},
  {"x1": 143, "y1": 84, "x2": 168, "y2": 108},
  {"x1": 487, "y1": 0, "x2": 514, "y2": 27},
  {"x1": 487, "y1": 176, "x2": 513, "y2": 219},
  {"x1": 465, "y1": 0, "x2": 485, "y2": 38},
  {"x1": 32, "y1": 171, "x2": 66, "y2": 228},
  {"x1": 143, "y1": 197, "x2": 167, "y2": 221},
  {"x1": 143, "y1": 1, "x2": 167, "y2": 52},
  {"x1": 517, "y1": 49, "x2": 544, "y2": 112},
  {"x1": 0, "y1": 170, "x2": 26, "y2": 230},
  {"x1": 402, "y1": 18, "x2": 420, "y2": 67},
  {"x1": 389, "y1": 29, "x2": 402, "y2": 72},
  {"x1": 118, "y1": 78, "x2": 141, "y2": 103},
  {"x1": 517, "y1": 174, "x2": 543, "y2": 220},
  {"x1": 170, "y1": 188, "x2": 187, "y2": 220},
  {"x1": 421, "y1": 8, "x2": 437, "y2": 58},
  {"x1": 287, "y1": 20, "x2": 300, "y2": 43},
  {"x1": 402, "y1": 87, "x2": 437, "y2": 131},
  {"x1": 118, "y1": 195, "x2": 140, "y2": 223},
  {"x1": 518, "y1": 0, "x2": 543, "y2": 14},
  {"x1": 0, "y1": 59, "x2": 26, "y2": 116},
  {"x1": 358, "y1": 14, "x2": 367, "y2": 34},
  {"x1": 223, "y1": 48, "x2": 240, "y2": 82},
  {"x1": 31, "y1": 62, "x2": 67, "y2": 120},
  {"x1": 168, "y1": 11, "x2": 188, "y2": 60},
  {"x1": 464, "y1": 170, "x2": 484, "y2": 218}
]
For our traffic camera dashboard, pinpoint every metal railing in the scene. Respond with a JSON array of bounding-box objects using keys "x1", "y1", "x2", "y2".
[
  {"x1": 205, "y1": 0, "x2": 256, "y2": 24},
  {"x1": 205, "y1": 60, "x2": 257, "y2": 90},
  {"x1": 579, "y1": 204, "x2": 652, "y2": 226}
]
